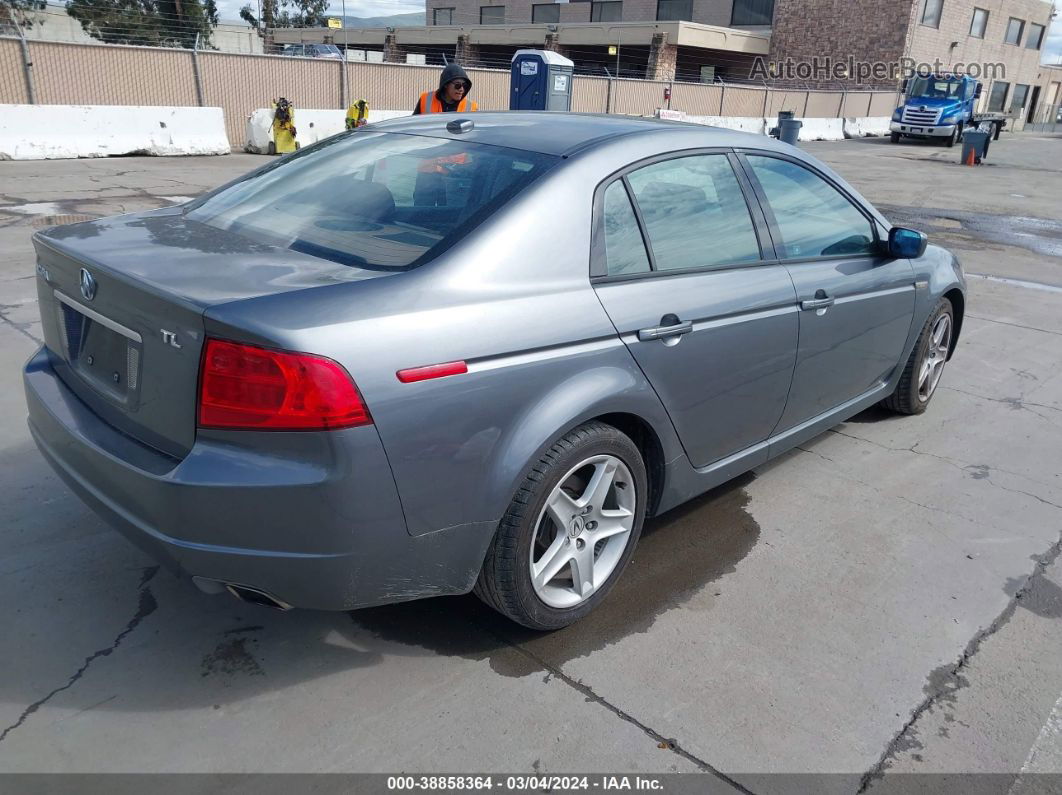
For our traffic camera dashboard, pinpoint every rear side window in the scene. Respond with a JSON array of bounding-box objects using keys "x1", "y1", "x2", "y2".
[
  {"x1": 746, "y1": 156, "x2": 876, "y2": 259},
  {"x1": 187, "y1": 132, "x2": 556, "y2": 270},
  {"x1": 602, "y1": 181, "x2": 652, "y2": 276},
  {"x1": 624, "y1": 154, "x2": 761, "y2": 271}
]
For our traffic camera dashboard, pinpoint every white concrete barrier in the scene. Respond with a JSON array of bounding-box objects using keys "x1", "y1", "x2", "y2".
[
  {"x1": 245, "y1": 108, "x2": 413, "y2": 154},
  {"x1": 797, "y1": 117, "x2": 845, "y2": 141},
  {"x1": 0, "y1": 105, "x2": 229, "y2": 160},
  {"x1": 657, "y1": 109, "x2": 767, "y2": 136},
  {"x1": 843, "y1": 116, "x2": 892, "y2": 138}
]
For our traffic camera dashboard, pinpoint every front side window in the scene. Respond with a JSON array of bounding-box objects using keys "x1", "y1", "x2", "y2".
[
  {"x1": 433, "y1": 7, "x2": 454, "y2": 24},
  {"x1": 987, "y1": 80, "x2": 1009, "y2": 112},
  {"x1": 532, "y1": 2, "x2": 560, "y2": 22},
  {"x1": 731, "y1": 0, "x2": 774, "y2": 25},
  {"x1": 1004, "y1": 17, "x2": 1024, "y2": 45},
  {"x1": 591, "y1": 0, "x2": 622, "y2": 21},
  {"x1": 602, "y1": 182, "x2": 651, "y2": 276},
  {"x1": 623, "y1": 155, "x2": 762, "y2": 271},
  {"x1": 480, "y1": 5, "x2": 505, "y2": 23},
  {"x1": 969, "y1": 7, "x2": 988, "y2": 38},
  {"x1": 656, "y1": 0, "x2": 692, "y2": 21},
  {"x1": 921, "y1": 0, "x2": 942, "y2": 28},
  {"x1": 1026, "y1": 23, "x2": 1045, "y2": 49},
  {"x1": 746, "y1": 156, "x2": 876, "y2": 259},
  {"x1": 187, "y1": 133, "x2": 556, "y2": 271}
]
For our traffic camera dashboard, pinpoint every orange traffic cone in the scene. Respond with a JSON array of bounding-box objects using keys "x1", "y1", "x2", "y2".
[{"x1": 964, "y1": 145, "x2": 977, "y2": 166}]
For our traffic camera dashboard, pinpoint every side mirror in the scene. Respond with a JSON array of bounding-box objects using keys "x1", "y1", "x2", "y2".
[
  {"x1": 900, "y1": 78, "x2": 908, "y2": 94},
  {"x1": 975, "y1": 83, "x2": 983, "y2": 99},
  {"x1": 888, "y1": 227, "x2": 928, "y2": 259}
]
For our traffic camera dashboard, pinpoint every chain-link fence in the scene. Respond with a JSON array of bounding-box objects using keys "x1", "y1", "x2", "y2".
[{"x1": 2, "y1": 35, "x2": 909, "y2": 149}]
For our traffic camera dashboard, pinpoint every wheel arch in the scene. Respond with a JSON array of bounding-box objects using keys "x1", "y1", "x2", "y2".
[
  {"x1": 483, "y1": 363, "x2": 683, "y2": 532},
  {"x1": 944, "y1": 287, "x2": 964, "y2": 359}
]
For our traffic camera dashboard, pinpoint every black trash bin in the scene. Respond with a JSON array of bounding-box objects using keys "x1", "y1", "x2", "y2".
[
  {"x1": 961, "y1": 129, "x2": 990, "y2": 164},
  {"x1": 779, "y1": 118, "x2": 802, "y2": 146}
]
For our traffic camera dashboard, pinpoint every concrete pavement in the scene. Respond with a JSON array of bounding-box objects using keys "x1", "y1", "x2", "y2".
[{"x1": 1, "y1": 133, "x2": 1061, "y2": 791}]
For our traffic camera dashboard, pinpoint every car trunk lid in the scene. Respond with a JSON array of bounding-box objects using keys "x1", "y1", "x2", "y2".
[{"x1": 34, "y1": 207, "x2": 384, "y2": 459}]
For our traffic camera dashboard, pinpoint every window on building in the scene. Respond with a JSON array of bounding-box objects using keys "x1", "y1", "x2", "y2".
[
  {"x1": 624, "y1": 155, "x2": 762, "y2": 271},
  {"x1": 700, "y1": 65, "x2": 716, "y2": 84},
  {"x1": 1004, "y1": 17, "x2": 1024, "y2": 45},
  {"x1": 591, "y1": 1, "x2": 622, "y2": 21},
  {"x1": 1026, "y1": 23, "x2": 1045, "y2": 50},
  {"x1": 433, "y1": 7, "x2": 454, "y2": 24},
  {"x1": 731, "y1": 0, "x2": 774, "y2": 25},
  {"x1": 1010, "y1": 83, "x2": 1030, "y2": 113},
  {"x1": 656, "y1": 0, "x2": 692, "y2": 21},
  {"x1": 920, "y1": 0, "x2": 943, "y2": 28},
  {"x1": 532, "y1": 2, "x2": 560, "y2": 22},
  {"x1": 969, "y1": 8, "x2": 988, "y2": 38},
  {"x1": 746, "y1": 156, "x2": 876, "y2": 259},
  {"x1": 480, "y1": 5, "x2": 505, "y2": 23},
  {"x1": 986, "y1": 81, "x2": 1009, "y2": 112}
]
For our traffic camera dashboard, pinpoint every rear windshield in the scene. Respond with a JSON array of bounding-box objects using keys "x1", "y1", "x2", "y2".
[{"x1": 187, "y1": 131, "x2": 557, "y2": 270}]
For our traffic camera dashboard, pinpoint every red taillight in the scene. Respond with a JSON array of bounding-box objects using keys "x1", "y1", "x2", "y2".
[{"x1": 198, "y1": 339, "x2": 371, "y2": 431}]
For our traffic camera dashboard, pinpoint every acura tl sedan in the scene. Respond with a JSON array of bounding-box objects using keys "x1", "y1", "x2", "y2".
[{"x1": 24, "y1": 113, "x2": 965, "y2": 629}]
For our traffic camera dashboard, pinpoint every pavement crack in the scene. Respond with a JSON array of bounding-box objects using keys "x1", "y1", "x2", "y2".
[
  {"x1": 966, "y1": 314, "x2": 1062, "y2": 339},
  {"x1": 0, "y1": 307, "x2": 43, "y2": 346},
  {"x1": 483, "y1": 624, "x2": 756, "y2": 793},
  {"x1": 0, "y1": 566, "x2": 159, "y2": 746},
  {"x1": 858, "y1": 534, "x2": 1062, "y2": 793}
]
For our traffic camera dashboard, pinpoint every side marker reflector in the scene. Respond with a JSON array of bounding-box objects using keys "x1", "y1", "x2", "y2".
[{"x1": 396, "y1": 361, "x2": 468, "y2": 383}]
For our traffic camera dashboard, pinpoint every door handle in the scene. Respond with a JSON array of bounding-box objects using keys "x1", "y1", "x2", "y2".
[
  {"x1": 638, "y1": 319, "x2": 693, "y2": 342},
  {"x1": 801, "y1": 289, "x2": 835, "y2": 311},
  {"x1": 801, "y1": 297, "x2": 835, "y2": 310}
]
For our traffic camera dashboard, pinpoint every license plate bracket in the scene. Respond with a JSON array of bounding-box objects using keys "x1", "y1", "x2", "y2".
[{"x1": 56, "y1": 292, "x2": 142, "y2": 406}]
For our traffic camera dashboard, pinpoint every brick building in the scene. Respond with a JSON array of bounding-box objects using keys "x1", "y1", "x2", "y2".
[
  {"x1": 769, "y1": 0, "x2": 1057, "y2": 124},
  {"x1": 273, "y1": 0, "x2": 1060, "y2": 121}
]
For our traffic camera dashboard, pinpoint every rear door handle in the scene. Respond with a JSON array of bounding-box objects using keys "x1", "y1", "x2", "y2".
[{"x1": 638, "y1": 318, "x2": 693, "y2": 342}]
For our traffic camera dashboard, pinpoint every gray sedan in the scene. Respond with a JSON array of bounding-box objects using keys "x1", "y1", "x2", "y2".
[{"x1": 23, "y1": 113, "x2": 965, "y2": 629}]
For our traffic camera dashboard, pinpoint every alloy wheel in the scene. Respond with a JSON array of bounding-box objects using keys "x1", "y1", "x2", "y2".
[
  {"x1": 529, "y1": 454, "x2": 636, "y2": 609},
  {"x1": 918, "y1": 313, "x2": 952, "y2": 401}
]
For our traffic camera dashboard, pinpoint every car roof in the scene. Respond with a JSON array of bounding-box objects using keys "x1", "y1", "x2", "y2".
[{"x1": 367, "y1": 112, "x2": 784, "y2": 157}]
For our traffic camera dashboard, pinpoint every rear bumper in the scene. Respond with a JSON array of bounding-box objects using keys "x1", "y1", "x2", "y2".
[
  {"x1": 891, "y1": 121, "x2": 957, "y2": 137},
  {"x1": 24, "y1": 347, "x2": 495, "y2": 610}
]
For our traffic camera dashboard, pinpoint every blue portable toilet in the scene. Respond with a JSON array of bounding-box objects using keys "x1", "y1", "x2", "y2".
[{"x1": 510, "y1": 49, "x2": 575, "y2": 111}]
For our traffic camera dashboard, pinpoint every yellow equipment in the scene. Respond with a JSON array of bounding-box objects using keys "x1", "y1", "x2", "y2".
[
  {"x1": 346, "y1": 99, "x2": 369, "y2": 130},
  {"x1": 270, "y1": 97, "x2": 298, "y2": 155}
]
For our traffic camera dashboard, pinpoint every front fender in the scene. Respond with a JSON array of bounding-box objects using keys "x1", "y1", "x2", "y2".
[{"x1": 906, "y1": 244, "x2": 966, "y2": 366}]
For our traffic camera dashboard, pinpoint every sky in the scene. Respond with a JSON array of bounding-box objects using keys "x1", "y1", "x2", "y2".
[{"x1": 214, "y1": 0, "x2": 1062, "y2": 65}]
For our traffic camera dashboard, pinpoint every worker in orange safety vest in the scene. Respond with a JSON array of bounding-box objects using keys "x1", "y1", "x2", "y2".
[
  {"x1": 412, "y1": 64, "x2": 478, "y2": 205},
  {"x1": 413, "y1": 63, "x2": 478, "y2": 115}
]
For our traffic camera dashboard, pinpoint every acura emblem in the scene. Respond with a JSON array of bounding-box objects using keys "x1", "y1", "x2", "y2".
[{"x1": 79, "y1": 268, "x2": 97, "y2": 301}]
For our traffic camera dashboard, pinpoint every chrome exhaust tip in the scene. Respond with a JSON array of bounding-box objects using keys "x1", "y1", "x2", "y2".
[{"x1": 224, "y1": 583, "x2": 292, "y2": 611}]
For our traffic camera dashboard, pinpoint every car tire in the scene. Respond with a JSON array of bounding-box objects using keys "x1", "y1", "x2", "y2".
[
  {"x1": 475, "y1": 421, "x2": 647, "y2": 630},
  {"x1": 267, "y1": 141, "x2": 276, "y2": 156},
  {"x1": 956, "y1": 122, "x2": 965, "y2": 143},
  {"x1": 945, "y1": 128, "x2": 957, "y2": 147},
  {"x1": 881, "y1": 298, "x2": 955, "y2": 415},
  {"x1": 890, "y1": 132, "x2": 901, "y2": 143}
]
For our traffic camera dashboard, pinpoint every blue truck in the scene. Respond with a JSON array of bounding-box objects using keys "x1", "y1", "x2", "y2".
[{"x1": 890, "y1": 73, "x2": 1006, "y2": 147}]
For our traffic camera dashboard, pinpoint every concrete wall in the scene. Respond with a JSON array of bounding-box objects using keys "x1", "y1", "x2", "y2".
[
  {"x1": 0, "y1": 104, "x2": 230, "y2": 159},
  {"x1": 425, "y1": 0, "x2": 741, "y2": 26}
]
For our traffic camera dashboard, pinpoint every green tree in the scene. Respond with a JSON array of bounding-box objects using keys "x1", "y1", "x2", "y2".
[{"x1": 65, "y1": 0, "x2": 218, "y2": 48}]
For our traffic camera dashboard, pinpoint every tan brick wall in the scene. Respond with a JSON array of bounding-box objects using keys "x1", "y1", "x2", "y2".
[
  {"x1": 0, "y1": 38, "x2": 29, "y2": 104},
  {"x1": 906, "y1": 0, "x2": 1054, "y2": 121}
]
